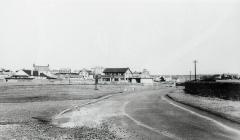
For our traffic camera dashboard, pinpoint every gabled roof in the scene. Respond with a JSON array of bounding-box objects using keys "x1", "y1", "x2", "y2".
[
  {"x1": 79, "y1": 68, "x2": 91, "y2": 73},
  {"x1": 23, "y1": 70, "x2": 32, "y2": 76},
  {"x1": 40, "y1": 72, "x2": 58, "y2": 79},
  {"x1": 79, "y1": 69, "x2": 94, "y2": 75},
  {"x1": 103, "y1": 68, "x2": 130, "y2": 73},
  {"x1": 14, "y1": 70, "x2": 29, "y2": 76}
]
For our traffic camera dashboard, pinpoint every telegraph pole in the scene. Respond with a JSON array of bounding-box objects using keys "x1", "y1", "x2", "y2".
[
  {"x1": 69, "y1": 69, "x2": 71, "y2": 85},
  {"x1": 189, "y1": 71, "x2": 191, "y2": 81},
  {"x1": 194, "y1": 60, "x2": 197, "y2": 81},
  {"x1": 95, "y1": 74, "x2": 99, "y2": 90}
]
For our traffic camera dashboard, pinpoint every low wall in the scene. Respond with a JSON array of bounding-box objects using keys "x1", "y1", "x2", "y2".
[{"x1": 184, "y1": 81, "x2": 240, "y2": 100}]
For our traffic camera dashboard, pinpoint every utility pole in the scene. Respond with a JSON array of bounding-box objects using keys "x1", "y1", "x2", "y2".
[
  {"x1": 68, "y1": 69, "x2": 71, "y2": 85},
  {"x1": 194, "y1": 60, "x2": 197, "y2": 81},
  {"x1": 95, "y1": 74, "x2": 99, "y2": 90},
  {"x1": 190, "y1": 71, "x2": 191, "y2": 81}
]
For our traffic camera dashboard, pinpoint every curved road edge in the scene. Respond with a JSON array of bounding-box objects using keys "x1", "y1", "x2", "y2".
[
  {"x1": 164, "y1": 94, "x2": 240, "y2": 135},
  {"x1": 55, "y1": 91, "x2": 124, "y2": 119},
  {"x1": 166, "y1": 94, "x2": 240, "y2": 125}
]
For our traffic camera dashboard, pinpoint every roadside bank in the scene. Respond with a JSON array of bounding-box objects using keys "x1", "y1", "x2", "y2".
[{"x1": 167, "y1": 89, "x2": 240, "y2": 124}]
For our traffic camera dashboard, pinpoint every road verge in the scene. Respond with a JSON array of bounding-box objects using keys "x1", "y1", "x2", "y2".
[{"x1": 167, "y1": 91, "x2": 240, "y2": 125}]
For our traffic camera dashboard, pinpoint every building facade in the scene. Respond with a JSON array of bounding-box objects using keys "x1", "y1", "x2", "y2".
[
  {"x1": 33, "y1": 64, "x2": 50, "y2": 73},
  {"x1": 79, "y1": 68, "x2": 93, "y2": 79},
  {"x1": 59, "y1": 68, "x2": 71, "y2": 74},
  {"x1": 102, "y1": 68, "x2": 132, "y2": 82},
  {"x1": 130, "y1": 69, "x2": 153, "y2": 84}
]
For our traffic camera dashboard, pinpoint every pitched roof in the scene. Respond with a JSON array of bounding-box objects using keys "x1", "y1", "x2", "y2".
[
  {"x1": 14, "y1": 70, "x2": 29, "y2": 76},
  {"x1": 79, "y1": 68, "x2": 91, "y2": 73},
  {"x1": 103, "y1": 68, "x2": 130, "y2": 73},
  {"x1": 23, "y1": 70, "x2": 32, "y2": 76}
]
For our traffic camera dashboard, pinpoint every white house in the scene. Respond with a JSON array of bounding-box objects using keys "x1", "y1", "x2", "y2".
[{"x1": 79, "y1": 68, "x2": 94, "y2": 79}]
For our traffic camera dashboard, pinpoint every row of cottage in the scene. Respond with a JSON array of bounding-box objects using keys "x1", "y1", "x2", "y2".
[{"x1": 0, "y1": 64, "x2": 154, "y2": 84}]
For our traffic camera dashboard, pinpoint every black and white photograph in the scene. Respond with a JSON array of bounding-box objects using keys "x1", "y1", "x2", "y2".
[{"x1": 0, "y1": 0, "x2": 240, "y2": 139}]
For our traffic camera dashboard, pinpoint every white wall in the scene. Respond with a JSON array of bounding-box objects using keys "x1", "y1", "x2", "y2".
[
  {"x1": 124, "y1": 69, "x2": 132, "y2": 78},
  {"x1": 141, "y1": 78, "x2": 153, "y2": 85}
]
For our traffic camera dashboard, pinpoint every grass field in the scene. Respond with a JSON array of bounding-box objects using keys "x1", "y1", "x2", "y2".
[
  {"x1": 0, "y1": 84, "x2": 125, "y2": 103},
  {"x1": 0, "y1": 84, "x2": 124, "y2": 139}
]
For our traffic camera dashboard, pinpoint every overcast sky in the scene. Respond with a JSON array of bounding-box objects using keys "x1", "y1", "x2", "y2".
[{"x1": 0, "y1": 0, "x2": 239, "y2": 74}]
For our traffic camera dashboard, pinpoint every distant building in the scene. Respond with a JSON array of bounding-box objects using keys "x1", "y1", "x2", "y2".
[
  {"x1": 73, "y1": 70, "x2": 80, "y2": 73},
  {"x1": 68, "y1": 72, "x2": 80, "y2": 79},
  {"x1": 22, "y1": 69, "x2": 57, "y2": 79},
  {"x1": 102, "y1": 68, "x2": 132, "y2": 82},
  {"x1": 51, "y1": 69, "x2": 60, "y2": 74},
  {"x1": 0, "y1": 68, "x2": 13, "y2": 81},
  {"x1": 53, "y1": 68, "x2": 71, "y2": 79},
  {"x1": 132, "y1": 71, "x2": 142, "y2": 78},
  {"x1": 130, "y1": 69, "x2": 153, "y2": 84},
  {"x1": 0, "y1": 68, "x2": 5, "y2": 73},
  {"x1": 221, "y1": 73, "x2": 239, "y2": 80},
  {"x1": 141, "y1": 69, "x2": 151, "y2": 78},
  {"x1": 139, "y1": 78, "x2": 154, "y2": 85},
  {"x1": 79, "y1": 68, "x2": 94, "y2": 79},
  {"x1": 0, "y1": 68, "x2": 12, "y2": 76},
  {"x1": 13, "y1": 70, "x2": 31, "y2": 77},
  {"x1": 59, "y1": 68, "x2": 71, "y2": 74},
  {"x1": 5, "y1": 70, "x2": 34, "y2": 81},
  {"x1": 22, "y1": 69, "x2": 34, "y2": 76},
  {"x1": 33, "y1": 64, "x2": 50, "y2": 73}
]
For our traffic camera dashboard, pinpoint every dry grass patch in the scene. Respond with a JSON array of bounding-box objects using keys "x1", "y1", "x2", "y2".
[{"x1": 168, "y1": 89, "x2": 240, "y2": 123}]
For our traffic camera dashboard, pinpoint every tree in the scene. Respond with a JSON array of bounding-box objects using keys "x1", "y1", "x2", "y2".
[{"x1": 160, "y1": 76, "x2": 165, "y2": 82}]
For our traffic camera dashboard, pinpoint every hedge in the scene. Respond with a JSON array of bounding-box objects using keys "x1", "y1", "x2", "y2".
[{"x1": 184, "y1": 81, "x2": 240, "y2": 100}]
